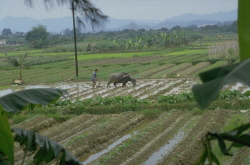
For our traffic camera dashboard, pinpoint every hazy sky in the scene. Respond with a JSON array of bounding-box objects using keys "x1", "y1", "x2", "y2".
[{"x1": 0, "y1": 0, "x2": 237, "y2": 21}]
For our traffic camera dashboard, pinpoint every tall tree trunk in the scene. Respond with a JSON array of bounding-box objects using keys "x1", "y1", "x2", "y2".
[{"x1": 72, "y1": 1, "x2": 78, "y2": 77}]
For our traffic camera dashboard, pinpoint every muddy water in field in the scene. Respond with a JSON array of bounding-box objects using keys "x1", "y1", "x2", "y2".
[
  {"x1": 80, "y1": 119, "x2": 154, "y2": 165},
  {"x1": 142, "y1": 121, "x2": 191, "y2": 165},
  {"x1": 142, "y1": 130, "x2": 185, "y2": 165},
  {"x1": 226, "y1": 82, "x2": 250, "y2": 93},
  {"x1": 0, "y1": 79, "x2": 249, "y2": 100},
  {"x1": 81, "y1": 131, "x2": 137, "y2": 165}
]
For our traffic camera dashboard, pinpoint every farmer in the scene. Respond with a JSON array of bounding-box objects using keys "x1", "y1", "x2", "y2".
[{"x1": 92, "y1": 69, "x2": 98, "y2": 88}]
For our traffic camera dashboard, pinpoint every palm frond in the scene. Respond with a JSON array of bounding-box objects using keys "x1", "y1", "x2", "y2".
[{"x1": 24, "y1": 0, "x2": 108, "y2": 30}]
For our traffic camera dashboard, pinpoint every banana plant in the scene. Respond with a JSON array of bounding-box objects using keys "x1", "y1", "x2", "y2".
[
  {"x1": 0, "y1": 88, "x2": 82, "y2": 165},
  {"x1": 4, "y1": 53, "x2": 28, "y2": 84}
]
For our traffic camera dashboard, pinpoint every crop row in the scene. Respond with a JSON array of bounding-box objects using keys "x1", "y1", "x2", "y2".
[
  {"x1": 176, "y1": 62, "x2": 211, "y2": 76},
  {"x1": 0, "y1": 59, "x2": 231, "y2": 86},
  {"x1": 0, "y1": 50, "x2": 234, "y2": 86},
  {"x1": 11, "y1": 107, "x2": 250, "y2": 165},
  {"x1": 152, "y1": 63, "x2": 193, "y2": 78},
  {"x1": 194, "y1": 60, "x2": 228, "y2": 75}
]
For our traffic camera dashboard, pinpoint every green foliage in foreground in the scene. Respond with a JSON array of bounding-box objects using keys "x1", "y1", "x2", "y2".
[
  {"x1": 0, "y1": 88, "x2": 82, "y2": 165},
  {"x1": 14, "y1": 128, "x2": 81, "y2": 164},
  {"x1": 192, "y1": 59, "x2": 250, "y2": 109},
  {"x1": 195, "y1": 124, "x2": 250, "y2": 165},
  {"x1": 193, "y1": 1, "x2": 250, "y2": 164}
]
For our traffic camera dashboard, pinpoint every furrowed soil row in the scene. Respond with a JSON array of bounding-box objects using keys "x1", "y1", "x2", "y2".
[
  {"x1": 146, "y1": 79, "x2": 184, "y2": 100},
  {"x1": 95, "y1": 81, "x2": 153, "y2": 98},
  {"x1": 102, "y1": 64, "x2": 142, "y2": 76},
  {"x1": 193, "y1": 55, "x2": 209, "y2": 62},
  {"x1": 13, "y1": 115, "x2": 99, "y2": 163},
  {"x1": 153, "y1": 63, "x2": 193, "y2": 78},
  {"x1": 162, "y1": 78, "x2": 198, "y2": 95},
  {"x1": 0, "y1": 77, "x2": 13, "y2": 85},
  {"x1": 138, "y1": 64, "x2": 176, "y2": 78},
  {"x1": 14, "y1": 116, "x2": 57, "y2": 132},
  {"x1": 13, "y1": 116, "x2": 57, "y2": 157},
  {"x1": 66, "y1": 87, "x2": 94, "y2": 101},
  {"x1": 23, "y1": 68, "x2": 75, "y2": 84},
  {"x1": 192, "y1": 60, "x2": 228, "y2": 76},
  {"x1": 130, "y1": 64, "x2": 160, "y2": 77},
  {"x1": 83, "y1": 57, "x2": 134, "y2": 65},
  {"x1": 40, "y1": 114, "x2": 102, "y2": 142},
  {"x1": 1, "y1": 58, "x2": 228, "y2": 86},
  {"x1": 174, "y1": 54, "x2": 205, "y2": 63},
  {"x1": 167, "y1": 54, "x2": 201, "y2": 63},
  {"x1": 10, "y1": 93, "x2": 250, "y2": 165},
  {"x1": 66, "y1": 113, "x2": 145, "y2": 158},
  {"x1": 159, "y1": 109, "x2": 231, "y2": 165},
  {"x1": 121, "y1": 114, "x2": 198, "y2": 165},
  {"x1": 229, "y1": 147, "x2": 250, "y2": 165},
  {"x1": 135, "y1": 56, "x2": 168, "y2": 64},
  {"x1": 14, "y1": 112, "x2": 145, "y2": 165},
  {"x1": 176, "y1": 62, "x2": 211, "y2": 77},
  {"x1": 132, "y1": 81, "x2": 165, "y2": 98},
  {"x1": 83, "y1": 56, "x2": 166, "y2": 66},
  {"x1": 153, "y1": 55, "x2": 186, "y2": 63},
  {"x1": 157, "y1": 55, "x2": 187, "y2": 63},
  {"x1": 89, "y1": 111, "x2": 188, "y2": 165},
  {"x1": 111, "y1": 81, "x2": 154, "y2": 97},
  {"x1": 138, "y1": 79, "x2": 179, "y2": 100},
  {"x1": 14, "y1": 117, "x2": 58, "y2": 164}
]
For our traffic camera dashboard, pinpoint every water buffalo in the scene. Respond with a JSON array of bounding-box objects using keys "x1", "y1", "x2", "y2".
[{"x1": 107, "y1": 72, "x2": 136, "y2": 87}]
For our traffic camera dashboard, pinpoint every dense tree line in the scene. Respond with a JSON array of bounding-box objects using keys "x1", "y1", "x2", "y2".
[{"x1": 0, "y1": 21, "x2": 237, "y2": 50}]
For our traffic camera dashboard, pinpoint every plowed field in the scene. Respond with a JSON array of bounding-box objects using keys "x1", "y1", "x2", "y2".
[
  {"x1": 12, "y1": 109, "x2": 250, "y2": 165},
  {"x1": 8, "y1": 78, "x2": 250, "y2": 165}
]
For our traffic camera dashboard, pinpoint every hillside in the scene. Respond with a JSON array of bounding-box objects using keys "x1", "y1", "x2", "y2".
[{"x1": 0, "y1": 10, "x2": 237, "y2": 33}]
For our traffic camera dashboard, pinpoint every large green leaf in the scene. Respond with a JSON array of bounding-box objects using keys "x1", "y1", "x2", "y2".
[
  {"x1": 192, "y1": 1, "x2": 250, "y2": 109},
  {"x1": 192, "y1": 59, "x2": 250, "y2": 109},
  {"x1": 0, "y1": 88, "x2": 66, "y2": 113},
  {"x1": 238, "y1": 0, "x2": 250, "y2": 61},
  {"x1": 0, "y1": 111, "x2": 14, "y2": 164},
  {"x1": 224, "y1": 123, "x2": 250, "y2": 136},
  {"x1": 13, "y1": 128, "x2": 82, "y2": 165}
]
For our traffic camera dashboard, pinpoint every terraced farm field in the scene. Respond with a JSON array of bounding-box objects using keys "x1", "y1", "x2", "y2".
[
  {"x1": 5, "y1": 78, "x2": 250, "y2": 165},
  {"x1": 0, "y1": 52, "x2": 230, "y2": 85},
  {"x1": 12, "y1": 108, "x2": 250, "y2": 165},
  {"x1": 2, "y1": 40, "x2": 248, "y2": 164}
]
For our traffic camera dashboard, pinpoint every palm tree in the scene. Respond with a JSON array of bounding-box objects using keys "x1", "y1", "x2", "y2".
[{"x1": 24, "y1": 0, "x2": 108, "y2": 77}]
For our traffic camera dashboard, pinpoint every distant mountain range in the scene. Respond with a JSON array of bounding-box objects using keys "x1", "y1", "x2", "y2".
[{"x1": 0, "y1": 9, "x2": 237, "y2": 33}]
